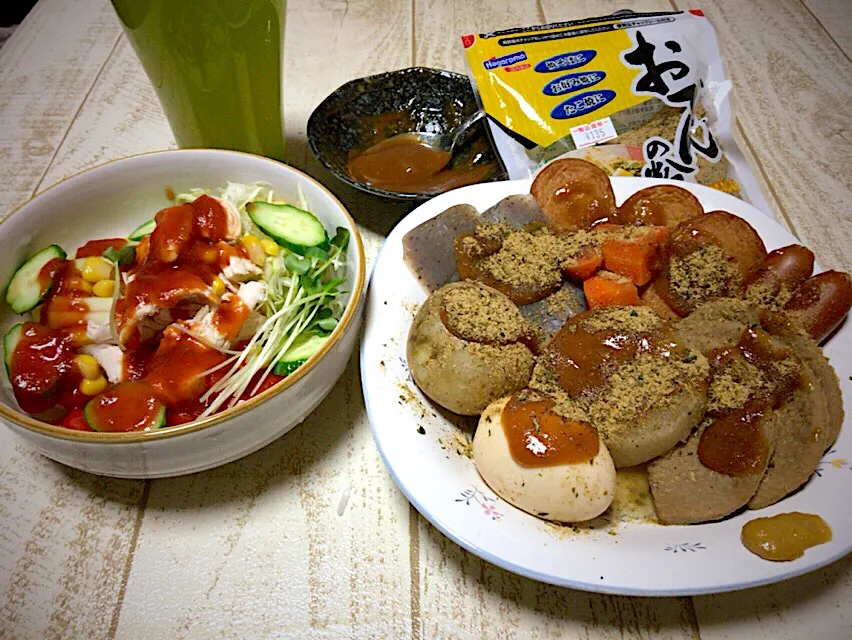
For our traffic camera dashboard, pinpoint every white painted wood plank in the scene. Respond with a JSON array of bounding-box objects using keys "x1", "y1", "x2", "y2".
[
  {"x1": 0, "y1": 435, "x2": 145, "y2": 639},
  {"x1": 693, "y1": 554, "x2": 852, "y2": 640},
  {"x1": 0, "y1": 0, "x2": 122, "y2": 218},
  {"x1": 114, "y1": 360, "x2": 413, "y2": 639},
  {"x1": 419, "y1": 523, "x2": 699, "y2": 640},
  {"x1": 802, "y1": 0, "x2": 852, "y2": 57}
]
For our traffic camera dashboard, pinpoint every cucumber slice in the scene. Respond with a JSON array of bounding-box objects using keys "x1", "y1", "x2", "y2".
[
  {"x1": 128, "y1": 219, "x2": 156, "y2": 241},
  {"x1": 102, "y1": 244, "x2": 136, "y2": 266},
  {"x1": 83, "y1": 382, "x2": 167, "y2": 432},
  {"x1": 273, "y1": 333, "x2": 328, "y2": 376},
  {"x1": 248, "y1": 202, "x2": 329, "y2": 255},
  {"x1": 273, "y1": 359, "x2": 306, "y2": 377},
  {"x1": 3, "y1": 323, "x2": 23, "y2": 379},
  {"x1": 5, "y1": 245, "x2": 66, "y2": 314}
]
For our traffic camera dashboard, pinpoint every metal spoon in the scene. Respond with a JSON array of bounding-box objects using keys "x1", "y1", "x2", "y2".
[
  {"x1": 366, "y1": 110, "x2": 486, "y2": 159},
  {"x1": 404, "y1": 109, "x2": 487, "y2": 155}
]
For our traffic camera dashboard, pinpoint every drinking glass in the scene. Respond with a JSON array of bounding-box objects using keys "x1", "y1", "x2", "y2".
[{"x1": 110, "y1": 0, "x2": 287, "y2": 162}]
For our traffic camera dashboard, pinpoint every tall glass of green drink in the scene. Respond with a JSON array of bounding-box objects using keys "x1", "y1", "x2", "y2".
[{"x1": 110, "y1": 0, "x2": 287, "y2": 162}]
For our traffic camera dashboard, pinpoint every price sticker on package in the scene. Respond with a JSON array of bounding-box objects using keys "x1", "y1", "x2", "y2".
[{"x1": 569, "y1": 117, "x2": 618, "y2": 149}]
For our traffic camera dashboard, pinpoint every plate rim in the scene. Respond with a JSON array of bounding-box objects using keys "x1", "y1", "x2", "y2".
[{"x1": 360, "y1": 177, "x2": 852, "y2": 596}]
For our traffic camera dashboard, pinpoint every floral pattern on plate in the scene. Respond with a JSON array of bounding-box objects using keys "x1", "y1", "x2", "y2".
[
  {"x1": 664, "y1": 542, "x2": 707, "y2": 554},
  {"x1": 456, "y1": 487, "x2": 504, "y2": 521},
  {"x1": 815, "y1": 448, "x2": 849, "y2": 476}
]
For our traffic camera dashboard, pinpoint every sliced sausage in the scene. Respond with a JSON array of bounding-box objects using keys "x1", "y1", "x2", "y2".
[
  {"x1": 739, "y1": 244, "x2": 814, "y2": 306},
  {"x1": 530, "y1": 158, "x2": 617, "y2": 233},
  {"x1": 616, "y1": 185, "x2": 704, "y2": 228},
  {"x1": 783, "y1": 270, "x2": 852, "y2": 343},
  {"x1": 655, "y1": 211, "x2": 767, "y2": 316}
]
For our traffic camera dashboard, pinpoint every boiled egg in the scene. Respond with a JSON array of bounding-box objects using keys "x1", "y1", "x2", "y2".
[{"x1": 472, "y1": 395, "x2": 616, "y2": 523}]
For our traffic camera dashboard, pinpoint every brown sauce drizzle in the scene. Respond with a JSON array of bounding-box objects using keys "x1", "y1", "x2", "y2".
[
  {"x1": 741, "y1": 512, "x2": 832, "y2": 561},
  {"x1": 697, "y1": 403, "x2": 770, "y2": 476},
  {"x1": 541, "y1": 313, "x2": 684, "y2": 397},
  {"x1": 348, "y1": 134, "x2": 451, "y2": 192},
  {"x1": 345, "y1": 111, "x2": 496, "y2": 195},
  {"x1": 501, "y1": 393, "x2": 599, "y2": 467},
  {"x1": 698, "y1": 326, "x2": 802, "y2": 476}
]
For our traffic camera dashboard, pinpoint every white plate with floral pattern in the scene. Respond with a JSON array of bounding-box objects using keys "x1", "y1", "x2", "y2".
[{"x1": 360, "y1": 178, "x2": 851, "y2": 595}]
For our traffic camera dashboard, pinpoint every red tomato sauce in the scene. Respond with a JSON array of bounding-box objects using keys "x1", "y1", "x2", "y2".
[
  {"x1": 84, "y1": 382, "x2": 162, "y2": 432},
  {"x1": 213, "y1": 296, "x2": 250, "y2": 342},
  {"x1": 9, "y1": 323, "x2": 78, "y2": 414},
  {"x1": 7, "y1": 196, "x2": 273, "y2": 432},
  {"x1": 145, "y1": 329, "x2": 226, "y2": 407},
  {"x1": 75, "y1": 238, "x2": 128, "y2": 259}
]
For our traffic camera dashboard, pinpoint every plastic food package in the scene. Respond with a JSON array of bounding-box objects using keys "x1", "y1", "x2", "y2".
[{"x1": 460, "y1": 9, "x2": 772, "y2": 215}]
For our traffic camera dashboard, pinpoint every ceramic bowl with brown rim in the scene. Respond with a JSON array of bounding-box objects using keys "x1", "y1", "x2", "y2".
[{"x1": 0, "y1": 149, "x2": 366, "y2": 478}]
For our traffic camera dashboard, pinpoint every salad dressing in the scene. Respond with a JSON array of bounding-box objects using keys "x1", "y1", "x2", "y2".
[
  {"x1": 83, "y1": 382, "x2": 162, "y2": 433},
  {"x1": 144, "y1": 329, "x2": 225, "y2": 407},
  {"x1": 190, "y1": 195, "x2": 230, "y2": 241},
  {"x1": 42, "y1": 260, "x2": 99, "y2": 329},
  {"x1": 75, "y1": 238, "x2": 128, "y2": 259},
  {"x1": 9, "y1": 323, "x2": 77, "y2": 414},
  {"x1": 212, "y1": 296, "x2": 251, "y2": 341}
]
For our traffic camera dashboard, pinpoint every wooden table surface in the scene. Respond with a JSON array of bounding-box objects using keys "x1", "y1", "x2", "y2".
[{"x1": 1, "y1": 0, "x2": 850, "y2": 638}]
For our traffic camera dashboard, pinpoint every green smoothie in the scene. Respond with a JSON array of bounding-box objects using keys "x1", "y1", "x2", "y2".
[{"x1": 111, "y1": 0, "x2": 287, "y2": 161}]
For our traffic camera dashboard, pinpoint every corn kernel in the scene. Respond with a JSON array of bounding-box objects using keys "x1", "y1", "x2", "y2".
[
  {"x1": 242, "y1": 234, "x2": 265, "y2": 266},
  {"x1": 200, "y1": 246, "x2": 219, "y2": 263},
  {"x1": 80, "y1": 375, "x2": 108, "y2": 396},
  {"x1": 260, "y1": 238, "x2": 280, "y2": 256},
  {"x1": 69, "y1": 328, "x2": 92, "y2": 346},
  {"x1": 74, "y1": 354, "x2": 100, "y2": 380},
  {"x1": 81, "y1": 257, "x2": 113, "y2": 283},
  {"x1": 92, "y1": 279, "x2": 116, "y2": 297},
  {"x1": 211, "y1": 276, "x2": 226, "y2": 297},
  {"x1": 66, "y1": 277, "x2": 94, "y2": 294}
]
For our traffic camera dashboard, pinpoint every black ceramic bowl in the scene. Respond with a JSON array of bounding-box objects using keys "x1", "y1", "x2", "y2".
[{"x1": 307, "y1": 67, "x2": 506, "y2": 201}]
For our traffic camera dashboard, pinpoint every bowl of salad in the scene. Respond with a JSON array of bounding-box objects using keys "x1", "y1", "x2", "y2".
[{"x1": 0, "y1": 149, "x2": 366, "y2": 478}]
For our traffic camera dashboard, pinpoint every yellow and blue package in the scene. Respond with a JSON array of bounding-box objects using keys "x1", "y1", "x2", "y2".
[{"x1": 461, "y1": 9, "x2": 770, "y2": 213}]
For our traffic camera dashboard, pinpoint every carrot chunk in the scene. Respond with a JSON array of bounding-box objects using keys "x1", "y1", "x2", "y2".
[
  {"x1": 583, "y1": 272, "x2": 640, "y2": 309},
  {"x1": 602, "y1": 237, "x2": 661, "y2": 286},
  {"x1": 562, "y1": 246, "x2": 603, "y2": 281}
]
